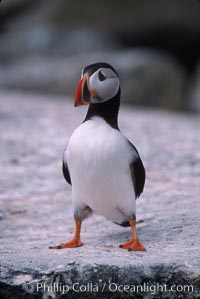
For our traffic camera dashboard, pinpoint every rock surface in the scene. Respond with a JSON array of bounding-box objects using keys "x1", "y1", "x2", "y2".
[{"x1": 0, "y1": 91, "x2": 200, "y2": 299}]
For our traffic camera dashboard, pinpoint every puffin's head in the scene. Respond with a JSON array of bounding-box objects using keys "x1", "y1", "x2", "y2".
[{"x1": 74, "y1": 62, "x2": 120, "y2": 107}]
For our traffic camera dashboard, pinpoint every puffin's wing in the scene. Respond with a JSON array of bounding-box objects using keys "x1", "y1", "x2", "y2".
[
  {"x1": 62, "y1": 160, "x2": 71, "y2": 185},
  {"x1": 129, "y1": 141, "x2": 145, "y2": 199}
]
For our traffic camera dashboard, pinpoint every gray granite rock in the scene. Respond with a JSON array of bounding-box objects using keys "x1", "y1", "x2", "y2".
[
  {"x1": 0, "y1": 91, "x2": 200, "y2": 299},
  {"x1": 2, "y1": 0, "x2": 200, "y2": 32},
  {"x1": 0, "y1": 50, "x2": 187, "y2": 110},
  {"x1": 190, "y1": 62, "x2": 200, "y2": 113}
]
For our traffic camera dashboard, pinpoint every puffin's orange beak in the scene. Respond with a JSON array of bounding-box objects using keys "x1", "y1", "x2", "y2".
[{"x1": 74, "y1": 75, "x2": 90, "y2": 107}]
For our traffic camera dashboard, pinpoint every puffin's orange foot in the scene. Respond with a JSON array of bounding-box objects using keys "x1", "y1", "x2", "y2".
[
  {"x1": 49, "y1": 239, "x2": 83, "y2": 249},
  {"x1": 119, "y1": 239, "x2": 145, "y2": 251}
]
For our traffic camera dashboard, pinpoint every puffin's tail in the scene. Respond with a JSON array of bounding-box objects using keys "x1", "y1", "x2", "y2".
[{"x1": 114, "y1": 221, "x2": 130, "y2": 227}]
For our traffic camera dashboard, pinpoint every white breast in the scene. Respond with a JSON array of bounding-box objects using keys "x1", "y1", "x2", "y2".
[{"x1": 64, "y1": 117, "x2": 138, "y2": 223}]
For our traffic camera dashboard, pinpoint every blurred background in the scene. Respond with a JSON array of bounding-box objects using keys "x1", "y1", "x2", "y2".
[{"x1": 0, "y1": 0, "x2": 200, "y2": 112}]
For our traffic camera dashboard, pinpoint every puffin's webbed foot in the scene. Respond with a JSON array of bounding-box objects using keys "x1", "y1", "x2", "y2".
[
  {"x1": 49, "y1": 219, "x2": 83, "y2": 250},
  {"x1": 49, "y1": 239, "x2": 83, "y2": 249},
  {"x1": 119, "y1": 239, "x2": 145, "y2": 251},
  {"x1": 119, "y1": 219, "x2": 145, "y2": 252}
]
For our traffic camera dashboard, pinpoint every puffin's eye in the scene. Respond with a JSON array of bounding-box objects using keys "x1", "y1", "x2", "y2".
[{"x1": 98, "y1": 70, "x2": 106, "y2": 81}]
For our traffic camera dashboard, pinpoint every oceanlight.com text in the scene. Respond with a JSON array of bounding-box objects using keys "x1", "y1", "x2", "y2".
[{"x1": 23, "y1": 281, "x2": 195, "y2": 295}]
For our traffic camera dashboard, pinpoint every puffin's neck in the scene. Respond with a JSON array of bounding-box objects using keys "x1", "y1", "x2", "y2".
[{"x1": 83, "y1": 91, "x2": 120, "y2": 130}]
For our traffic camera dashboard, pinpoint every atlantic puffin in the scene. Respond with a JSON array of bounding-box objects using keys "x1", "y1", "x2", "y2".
[{"x1": 50, "y1": 62, "x2": 145, "y2": 251}]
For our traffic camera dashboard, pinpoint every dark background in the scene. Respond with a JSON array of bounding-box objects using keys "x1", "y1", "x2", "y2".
[{"x1": 0, "y1": 0, "x2": 200, "y2": 111}]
